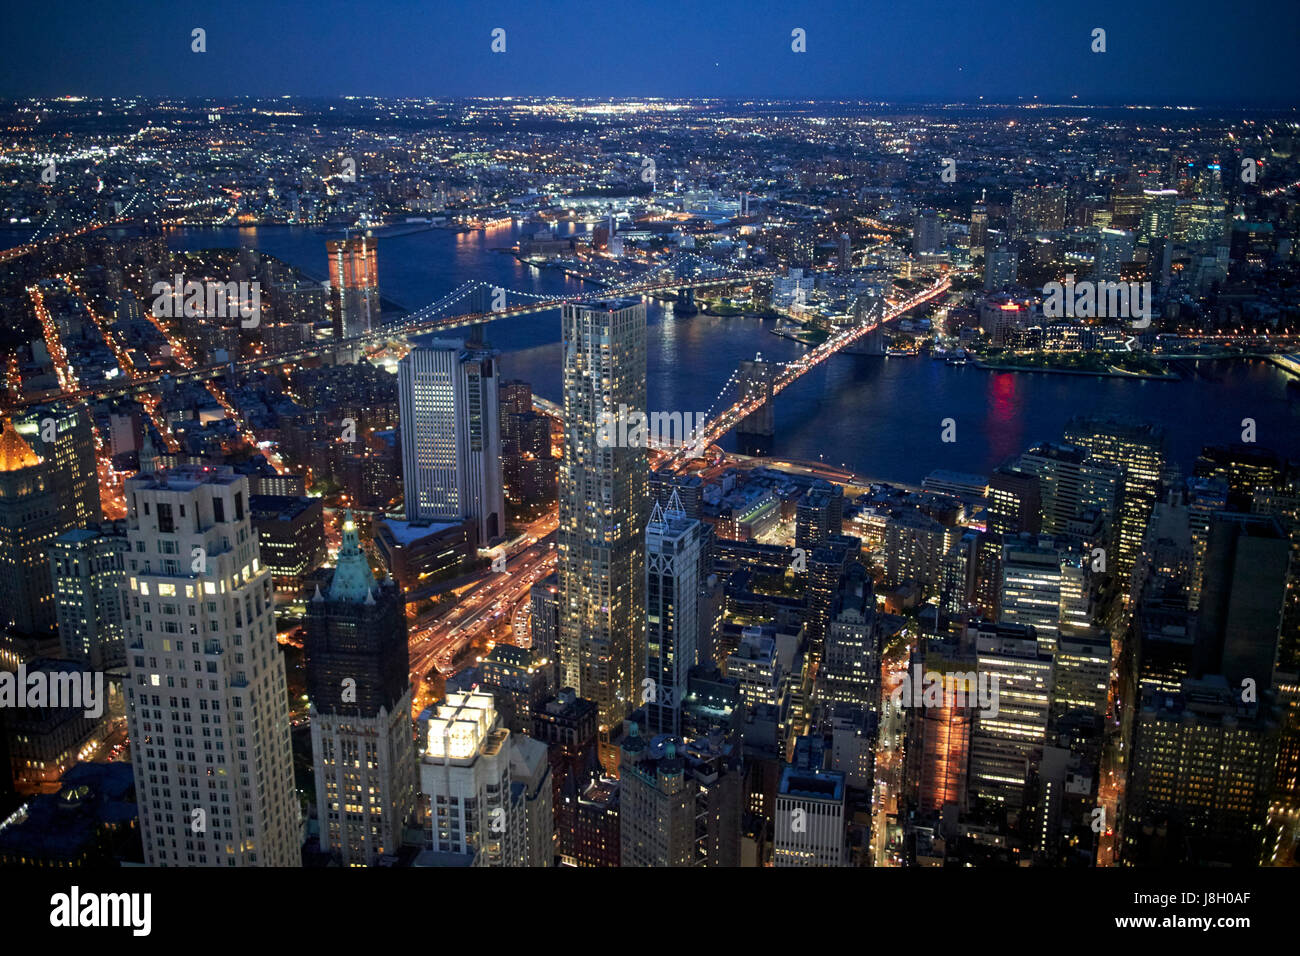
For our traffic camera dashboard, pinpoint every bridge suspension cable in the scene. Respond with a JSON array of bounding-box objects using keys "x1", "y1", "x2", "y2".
[{"x1": 666, "y1": 275, "x2": 952, "y2": 466}]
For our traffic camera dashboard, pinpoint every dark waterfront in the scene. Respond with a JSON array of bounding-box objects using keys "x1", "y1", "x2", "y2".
[{"x1": 161, "y1": 223, "x2": 1300, "y2": 485}]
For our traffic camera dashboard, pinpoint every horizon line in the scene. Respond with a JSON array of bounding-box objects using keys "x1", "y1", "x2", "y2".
[{"x1": 8, "y1": 94, "x2": 1298, "y2": 112}]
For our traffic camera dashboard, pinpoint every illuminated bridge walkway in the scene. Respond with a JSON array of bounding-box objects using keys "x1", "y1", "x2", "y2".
[
  {"x1": 0, "y1": 193, "x2": 146, "y2": 266},
  {"x1": 662, "y1": 275, "x2": 953, "y2": 466}
]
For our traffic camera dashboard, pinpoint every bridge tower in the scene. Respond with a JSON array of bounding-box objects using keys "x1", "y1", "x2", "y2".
[
  {"x1": 735, "y1": 356, "x2": 777, "y2": 456},
  {"x1": 465, "y1": 283, "x2": 496, "y2": 346},
  {"x1": 843, "y1": 292, "x2": 887, "y2": 356},
  {"x1": 673, "y1": 257, "x2": 699, "y2": 315}
]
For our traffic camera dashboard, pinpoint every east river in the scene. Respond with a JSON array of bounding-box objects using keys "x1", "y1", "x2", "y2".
[{"x1": 159, "y1": 222, "x2": 1300, "y2": 485}]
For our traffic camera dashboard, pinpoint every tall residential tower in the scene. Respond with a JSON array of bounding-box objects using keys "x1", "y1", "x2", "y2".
[
  {"x1": 122, "y1": 464, "x2": 299, "y2": 866},
  {"x1": 558, "y1": 299, "x2": 648, "y2": 758},
  {"x1": 327, "y1": 234, "x2": 380, "y2": 339}
]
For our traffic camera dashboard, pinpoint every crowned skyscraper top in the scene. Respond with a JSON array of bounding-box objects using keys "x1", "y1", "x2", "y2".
[{"x1": 306, "y1": 511, "x2": 416, "y2": 866}]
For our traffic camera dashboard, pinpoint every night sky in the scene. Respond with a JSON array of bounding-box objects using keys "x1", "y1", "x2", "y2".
[{"x1": 1, "y1": 0, "x2": 1297, "y2": 105}]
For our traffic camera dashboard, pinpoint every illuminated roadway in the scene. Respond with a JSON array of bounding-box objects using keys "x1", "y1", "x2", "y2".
[{"x1": 407, "y1": 509, "x2": 558, "y2": 714}]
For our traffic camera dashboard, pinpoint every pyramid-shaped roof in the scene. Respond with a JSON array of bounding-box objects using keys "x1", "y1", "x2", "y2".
[
  {"x1": 328, "y1": 510, "x2": 378, "y2": 603},
  {"x1": 0, "y1": 421, "x2": 41, "y2": 472}
]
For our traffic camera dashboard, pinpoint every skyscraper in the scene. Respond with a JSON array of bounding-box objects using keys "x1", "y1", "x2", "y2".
[
  {"x1": 1095, "y1": 228, "x2": 1134, "y2": 282},
  {"x1": 1196, "y1": 513, "x2": 1289, "y2": 691},
  {"x1": 969, "y1": 198, "x2": 988, "y2": 262},
  {"x1": 1124, "y1": 677, "x2": 1278, "y2": 866},
  {"x1": 987, "y1": 468, "x2": 1041, "y2": 536},
  {"x1": 306, "y1": 511, "x2": 416, "y2": 867},
  {"x1": 0, "y1": 422, "x2": 65, "y2": 639},
  {"x1": 795, "y1": 482, "x2": 844, "y2": 552},
  {"x1": 508, "y1": 735, "x2": 555, "y2": 867},
  {"x1": 817, "y1": 563, "x2": 880, "y2": 712},
  {"x1": 478, "y1": 643, "x2": 555, "y2": 734},
  {"x1": 804, "y1": 534, "x2": 860, "y2": 665},
  {"x1": 983, "y1": 244, "x2": 1019, "y2": 291},
  {"x1": 532, "y1": 688, "x2": 600, "y2": 864},
  {"x1": 399, "y1": 337, "x2": 505, "y2": 544},
  {"x1": 573, "y1": 776, "x2": 621, "y2": 867},
  {"x1": 1139, "y1": 188, "x2": 1179, "y2": 248},
  {"x1": 1014, "y1": 442, "x2": 1121, "y2": 548},
  {"x1": 903, "y1": 648, "x2": 974, "y2": 816},
  {"x1": 49, "y1": 524, "x2": 130, "y2": 670},
  {"x1": 1012, "y1": 185, "x2": 1067, "y2": 233},
  {"x1": 327, "y1": 234, "x2": 380, "y2": 338},
  {"x1": 1000, "y1": 535, "x2": 1090, "y2": 654},
  {"x1": 1252, "y1": 480, "x2": 1300, "y2": 678},
  {"x1": 913, "y1": 209, "x2": 942, "y2": 255},
  {"x1": 249, "y1": 494, "x2": 326, "y2": 591},
  {"x1": 1194, "y1": 444, "x2": 1284, "y2": 513},
  {"x1": 418, "y1": 691, "x2": 525, "y2": 866},
  {"x1": 969, "y1": 623, "x2": 1054, "y2": 810},
  {"x1": 728, "y1": 627, "x2": 782, "y2": 709},
  {"x1": 618, "y1": 730, "x2": 741, "y2": 867},
  {"x1": 644, "y1": 493, "x2": 702, "y2": 737},
  {"x1": 1050, "y1": 630, "x2": 1111, "y2": 726},
  {"x1": 1063, "y1": 417, "x2": 1166, "y2": 580},
  {"x1": 558, "y1": 299, "x2": 648, "y2": 755},
  {"x1": 1186, "y1": 476, "x2": 1230, "y2": 610},
  {"x1": 499, "y1": 378, "x2": 559, "y2": 508},
  {"x1": 773, "y1": 736, "x2": 846, "y2": 867},
  {"x1": 122, "y1": 464, "x2": 299, "y2": 866},
  {"x1": 14, "y1": 403, "x2": 102, "y2": 529},
  {"x1": 528, "y1": 572, "x2": 560, "y2": 661}
]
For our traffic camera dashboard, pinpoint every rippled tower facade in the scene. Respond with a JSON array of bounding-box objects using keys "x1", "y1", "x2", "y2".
[{"x1": 558, "y1": 299, "x2": 647, "y2": 766}]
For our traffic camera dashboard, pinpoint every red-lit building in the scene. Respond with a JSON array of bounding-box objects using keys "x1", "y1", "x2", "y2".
[{"x1": 327, "y1": 235, "x2": 380, "y2": 338}]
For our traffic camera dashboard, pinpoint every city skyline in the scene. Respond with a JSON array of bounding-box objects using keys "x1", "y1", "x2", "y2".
[
  {"x1": 0, "y1": 5, "x2": 1296, "y2": 931},
  {"x1": 0, "y1": 1, "x2": 1295, "y2": 106}
]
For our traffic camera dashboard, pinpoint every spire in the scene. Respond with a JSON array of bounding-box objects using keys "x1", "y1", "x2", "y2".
[
  {"x1": 139, "y1": 426, "x2": 159, "y2": 475},
  {"x1": 665, "y1": 488, "x2": 686, "y2": 519},
  {"x1": 648, "y1": 499, "x2": 664, "y2": 526},
  {"x1": 327, "y1": 509, "x2": 379, "y2": 603}
]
